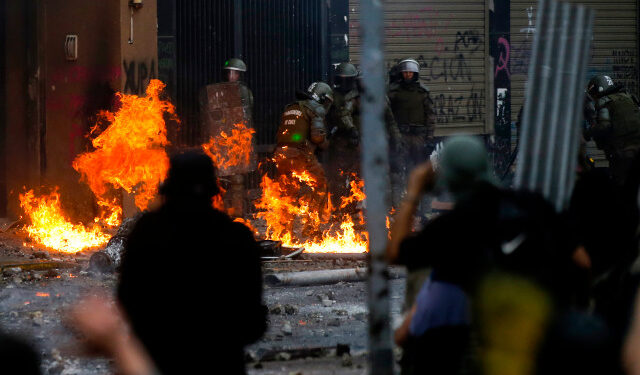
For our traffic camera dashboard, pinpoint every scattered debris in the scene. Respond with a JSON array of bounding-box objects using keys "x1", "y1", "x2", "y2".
[
  {"x1": 341, "y1": 353, "x2": 353, "y2": 367},
  {"x1": 284, "y1": 304, "x2": 298, "y2": 315},
  {"x1": 336, "y1": 343, "x2": 350, "y2": 356},
  {"x1": 88, "y1": 216, "x2": 139, "y2": 273},
  {"x1": 33, "y1": 251, "x2": 50, "y2": 259},
  {"x1": 328, "y1": 318, "x2": 341, "y2": 327},
  {"x1": 0, "y1": 219, "x2": 22, "y2": 233},
  {"x1": 0, "y1": 260, "x2": 77, "y2": 273},
  {"x1": 282, "y1": 322, "x2": 293, "y2": 336},
  {"x1": 3, "y1": 267, "x2": 22, "y2": 276},
  {"x1": 269, "y1": 304, "x2": 283, "y2": 315},
  {"x1": 275, "y1": 352, "x2": 292, "y2": 361},
  {"x1": 258, "y1": 344, "x2": 349, "y2": 362},
  {"x1": 31, "y1": 311, "x2": 44, "y2": 326},
  {"x1": 353, "y1": 312, "x2": 367, "y2": 322}
]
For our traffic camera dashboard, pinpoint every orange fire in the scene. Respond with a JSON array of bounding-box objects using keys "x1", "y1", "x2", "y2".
[
  {"x1": 73, "y1": 79, "x2": 176, "y2": 212},
  {"x1": 255, "y1": 170, "x2": 368, "y2": 254},
  {"x1": 20, "y1": 80, "x2": 176, "y2": 254},
  {"x1": 203, "y1": 122, "x2": 255, "y2": 171},
  {"x1": 19, "y1": 189, "x2": 112, "y2": 253}
]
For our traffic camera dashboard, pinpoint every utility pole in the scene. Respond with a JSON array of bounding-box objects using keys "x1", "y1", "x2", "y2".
[{"x1": 359, "y1": 0, "x2": 394, "y2": 373}]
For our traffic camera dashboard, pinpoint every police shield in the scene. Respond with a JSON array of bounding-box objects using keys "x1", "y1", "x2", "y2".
[{"x1": 200, "y1": 82, "x2": 256, "y2": 176}]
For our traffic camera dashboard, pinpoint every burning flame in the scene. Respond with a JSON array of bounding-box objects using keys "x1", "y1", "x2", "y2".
[
  {"x1": 36, "y1": 292, "x2": 50, "y2": 297},
  {"x1": 19, "y1": 189, "x2": 112, "y2": 253},
  {"x1": 73, "y1": 79, "x2": 176, "y2": 212},
  {"x1": 20, "y1": 80, "x2": 176, "y2": 254},
  {"x1": 255, "y1": 169, "x2": 368, "y2": 254},
  {"x1": 203, "y1": 122, "x2": 255, "y2": 171}
]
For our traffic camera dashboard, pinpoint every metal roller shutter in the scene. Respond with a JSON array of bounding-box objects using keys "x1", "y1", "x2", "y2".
[
  {"x1": 348, "y1": 0, "x2": 490, "y2": 136},
  {"x1": 510, "y1": 0, "x2": 638, "y2": 166}
]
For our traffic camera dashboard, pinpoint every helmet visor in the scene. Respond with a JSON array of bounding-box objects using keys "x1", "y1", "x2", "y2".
[{"x1": 398, "y1": 60, "x2": 420, "y2": 73}]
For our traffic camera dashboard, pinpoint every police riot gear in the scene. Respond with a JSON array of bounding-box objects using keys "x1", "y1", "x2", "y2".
[
  {"x1": 397, "y1": 59, "x2": 420, "y2": 74},
  {"x1": 334, "y1": 63, "x2": 358, "y2": 93},
  {"x1": 306, "y1": 82, "x2": 333, "y2": 107},
  {"x1": 584, "y1": 79, "x2": 640, "y2": 186},
  {"x1": 223, "y1": 58, "x2": 247, "y2": 72}
]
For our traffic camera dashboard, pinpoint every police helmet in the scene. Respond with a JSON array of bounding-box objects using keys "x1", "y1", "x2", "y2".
[
  {"x1": 307, "y1": 82, "x2": 334, "y2": 104},
  {"x1": 397, "y1": 59, "x2": 420, "y2": 74},
  {"x1": 587, "y1": 75, "x2": 616, "y2": 99},
  {"x1": 223, "y1": 58, "x2": 247, "y2": 72},
  {"x1": 335, "y1": 62, "x2": 358, "y2": 78}
]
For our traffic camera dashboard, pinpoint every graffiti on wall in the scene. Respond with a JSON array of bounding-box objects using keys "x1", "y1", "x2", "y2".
[
  {"x1": 495, "y1": 37, "x2": 511, "y2": 78},
  {"x1": 350, "y1": 6, "x2": 455, "y2": 56},
  {"x1": 123, "y1": 59, "x2": 157, "y2": 95},
  {"x1": 431, "y1": 86, "x2": 485, "y2": 124},
  {"x1": 391, "y1": 29, "x2": 485, "y2": 124},
  {"x1": 610, "y1": 49, "x2": 638, "y2": 91}
]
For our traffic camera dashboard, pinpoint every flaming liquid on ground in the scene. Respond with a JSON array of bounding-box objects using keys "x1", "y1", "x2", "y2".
[
  {"x1": 19, "y1": 80, "x2": 176, "y2": 254},
  {"x1": 254, "y1": 170, "x2": 369, "y2": 254},
  {"x1": 19, "y1": 189, "x2": 112, "y2": 254}
]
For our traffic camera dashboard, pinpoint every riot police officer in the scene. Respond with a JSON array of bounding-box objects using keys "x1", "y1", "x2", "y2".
[
  {"x1": 223, "y1": 58, "x2": 254, "y2": 116},
  {"x1": 325, "y1": 63, "x2": 361, "y2": 210},
  {"x1": 388, "y1": 58, "x2": 436, "y2": 203},
  {"x1": 326, "y1": 64, "x2": 402, "y2": 208},
  {"x1": 274, "y1": 82, "x2": 333, "y2": 227},
  {"x1": 584, "y1": 75, "x2": 640, "y2": 186}
]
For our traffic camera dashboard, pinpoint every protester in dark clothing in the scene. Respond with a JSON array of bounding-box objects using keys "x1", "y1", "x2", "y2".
[
  {"x1": 390, "y1": 136, "x2": 587, "y2": 374},
  {"x1": 0, "y1": 332, "x2": 41, "y2": 375},
  {"x1": 537, "y1": 311, "x2": 618, "y2": 375},
  {"x1": 118, "y1": 150, "x2": 266, "y2": 375},
  {"x1": 389, "y1": 136, "x2": 582, "y2": 298}
]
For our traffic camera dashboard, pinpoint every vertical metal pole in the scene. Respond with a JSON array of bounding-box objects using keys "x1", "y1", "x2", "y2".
[
  {"x1": 320, "y1": 0, "x2": 329, "y2": 82},
  {"x1": 234, "y1": 0, "x2": 243, "y2": 59},
  {"x1": 360, "y1": 0, "x2": 393, "y2": 374}
]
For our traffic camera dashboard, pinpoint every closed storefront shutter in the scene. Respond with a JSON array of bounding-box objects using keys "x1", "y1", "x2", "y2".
[
  {"x1": 348, "y1": 0, "x2": 489, "y2": 136},
  {"x1": 511, "y1": 0, "x2": 638, "y2": 165}
]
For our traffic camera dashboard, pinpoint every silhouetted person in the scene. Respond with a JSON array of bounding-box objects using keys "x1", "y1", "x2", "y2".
[
  {"x1": 118, "y1": 150, "x2": 266, "y2": 374},
  {"x1": 0, "y1": 332, "x2": 40, "y2": 375}
]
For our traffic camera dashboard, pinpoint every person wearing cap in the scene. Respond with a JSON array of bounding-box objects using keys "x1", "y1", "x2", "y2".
[
  {"x1": 223, "y1": 57, "x2": 254, "y2": 116},
  {"x1": 388, "y1": 58, "x2": 436, "y2": 207},
  {"x1": 274, "y1": 82, "x2": 334, "y2": 229}
]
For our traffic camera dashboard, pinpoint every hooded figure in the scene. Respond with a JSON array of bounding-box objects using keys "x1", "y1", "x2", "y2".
[
  {"x1": 118, "y1": 150, "x2": 266, "y2": 375},
  {"x1": 391, "y1": 136, "x2": 584, "y2": 375}
]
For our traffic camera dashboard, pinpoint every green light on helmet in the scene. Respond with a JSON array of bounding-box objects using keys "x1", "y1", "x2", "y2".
[
  {"x1": 224, "y1": 60, "x2": 229, "y2": 66},
  {"x1": 292, "y1": 133, "x2": 302, "y2": 142}
]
